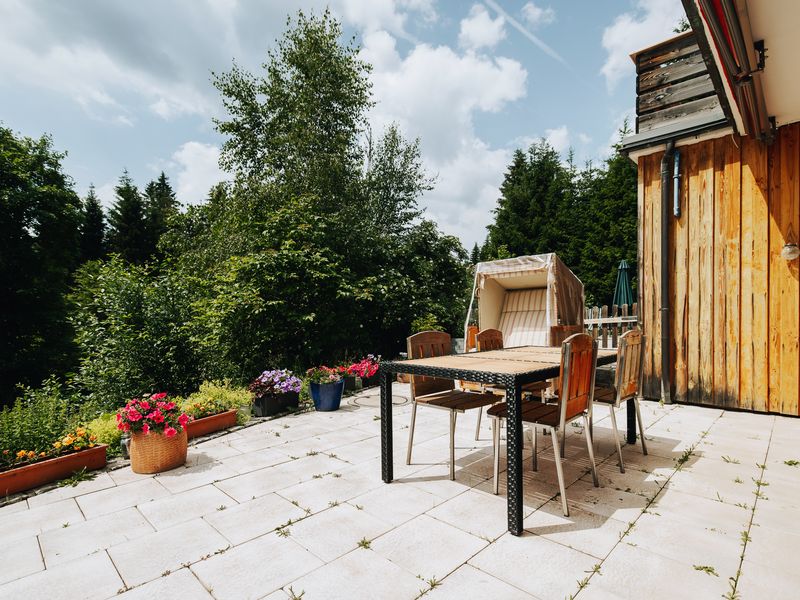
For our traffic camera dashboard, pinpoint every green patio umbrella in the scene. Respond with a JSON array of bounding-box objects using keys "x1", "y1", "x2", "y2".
[{"x1": 612, "y1": 259, "x2": 634, "y2": 307}]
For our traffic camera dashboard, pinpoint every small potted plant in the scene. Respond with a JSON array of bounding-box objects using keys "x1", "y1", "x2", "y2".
[
  {"x1": 338, "y1": 364, "x2": 360, "y2": 392},
  {"x1": 349, "y1": 355, "x2": 381, "y2": 388},
  {"x1": 249, "y1": 369, "x2": 302, "y2": 417},
  {"x1": 116, "y1": 393, "x2": 189, "y2": 474},
  {"x1": 306, "y1": 366, "x2": 345, "y2": 412}
]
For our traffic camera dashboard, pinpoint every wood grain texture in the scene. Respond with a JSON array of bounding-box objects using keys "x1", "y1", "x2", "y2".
[
  {"x1": 686, "y1": 143, "x2": 702, "y2": 404},
  {"x1": 671, "y1": 143, "x2": 690, "y2": 402},
  {"x1": 722, "y1": 136, "x2": 741, "y2": 408},
  {"x1": 697, "y1": 141, "x2": 715, "y2": 405}
]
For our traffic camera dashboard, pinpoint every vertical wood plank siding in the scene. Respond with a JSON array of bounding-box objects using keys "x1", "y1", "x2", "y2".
[{"x1": 638, "y1": 123, "x2": 800, "y2": 415}]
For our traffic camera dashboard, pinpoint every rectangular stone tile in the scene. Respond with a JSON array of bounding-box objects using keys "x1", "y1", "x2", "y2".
[
  {"x1": 372, "y1": 513, "x2": 488, "y2": 580},
  {"x1": 428, "y1": 488, "x2": 532, "y2": 542},
  {"x1": 742, "y1": 523, "x2": 800, "y2": 577},
  {"x1": 40, "y1": 506, "x2": 154, "y2": 567},
  {"x1": 587, "y1": 542, "x2": 729, "y2": 599},
  {"x1": 736, "y1": 559, "x2": 800, "y2": 599},
  {"x1": 276, "y1": 466, "x2": 383, "y2": 514},
  {"x1": 469, "y1": 531, "x2": 597, "y2": 599},
  {"x1": 154, "y1": 460, "x2": 239, "y2": 495},
  {"x1": 523, "y1": 500, "x2": 629, "y2": 559},
  {"x1": 136, "y1": 484, "x2": 234, "y2": 530},
  {"x1": 0, "y1": 498, "x2": 84, "y2": 543},
  {"x1": 558, "y1": 479, "x2": 649, "y2": 523},
  {"x1": 0, "y1": 498, "x2": 27, "y2": 516},
  {"x1": 203, "y1": 493, "x2": 305, "y2": 546},
  {"x1": 0, "y1": 535, "x2": 43, "y2": 585},
  {"x1": 108, "y1": 518, "x2": 230, "y2": 587},
  {"x1": 286, "y1": 548, "x2": 422, "y2": 600},
  {"x1": 117, "y1": 567, "x2": 213, "y2": 599},
  {"x1": 349, "y1": 482, "x2": 442, "y2": 527},
  {"x1": 0, "y1": 551, "x2": 123, "y2": 600},
  {"x1": 107, "y1": 467, "x2": 155, "y2": 486},
  {"x1": 323, "y1": 436, "x2": 380, "y2": 465},
  {"x1": 77, "y1": 477, "x2": 170, "y2": 519},
  {"x1": 289, "y1": 502, "x2": 394, "y2": 562},
  {"x1": 27, "y1": 472, "x2": 117, "y2": 508},
  {"x1": 191, "y1": 533, "x2": 323, "y2": 600},
  {"x1": 185, "y1": 441, "x2": 243, "y2": 468},
  {"x1": 650, "y1": 487, "x2": 751, "y2": 531},
  {"x1": 221, "y1": 448, "x2": 293, "y2": 474},
  {"x1": 427, "y1": 564, "x2": 534, "y2": 600}
]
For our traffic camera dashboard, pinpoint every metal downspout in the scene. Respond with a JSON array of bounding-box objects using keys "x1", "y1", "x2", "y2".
[{"x1": 660, "y1": 141, "x2": 676, "y2": 404}]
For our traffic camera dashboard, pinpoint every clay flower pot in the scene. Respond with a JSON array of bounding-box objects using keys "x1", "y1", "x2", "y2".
[
  {"x1": 0, "y1": 445, "x2": 108, "y2": 497},
  {"x1": 185, "y1": 409, "x2": 238, "y2": 439},
  {"x1": 130, "y1": 428, "x2": 187, "y2": 474}
]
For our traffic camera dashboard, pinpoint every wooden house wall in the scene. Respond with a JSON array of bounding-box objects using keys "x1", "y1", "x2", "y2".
[{"x1": 638, "y1": 123, "x2": 800, "y2": 415}]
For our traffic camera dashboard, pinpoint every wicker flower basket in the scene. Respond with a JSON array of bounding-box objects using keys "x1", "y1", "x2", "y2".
[{"x1": 130, "y1": 428, "x2": 187, "y2": 474}]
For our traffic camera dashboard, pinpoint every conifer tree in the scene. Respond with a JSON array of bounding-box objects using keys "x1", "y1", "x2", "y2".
[
  {"x1": 107, "y1": 170, "x2": 149, "y2": 264},
  {"x1": 144, "y1": 171, "x2": 178, "y2": 255},
  {"x1": 80, "y1": 185, "x2": 106, "y2": 262}
]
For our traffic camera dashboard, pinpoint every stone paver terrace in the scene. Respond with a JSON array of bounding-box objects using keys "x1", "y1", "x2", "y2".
[{"x1": 1, "y1": 384, "x2": 799, "y2": 599}]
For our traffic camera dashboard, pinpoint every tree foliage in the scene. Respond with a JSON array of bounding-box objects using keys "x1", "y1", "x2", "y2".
[
  {"x1": 80, "y1": 185, "x2": 106, "y2": 262},
  {"x1": 107, "y1": 170, "x2": 150, "y2": 264},
  {"x1": 0, "y1": 127, "x2": 82, "y2": 403}
]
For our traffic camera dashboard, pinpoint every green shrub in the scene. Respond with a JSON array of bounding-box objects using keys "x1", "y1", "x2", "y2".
[
  {"x1": 85, "y1": 413, "x2": 122, "y2": 458},
  {"x1": 181, "y1": 381, "x2": 254, "y2": 425},
  {"x1": 0, "y1": 378, "x2": 74, "y2": 468},
  {"x1": 411, "y1": 313, "x2": 443, "y2": 333}
]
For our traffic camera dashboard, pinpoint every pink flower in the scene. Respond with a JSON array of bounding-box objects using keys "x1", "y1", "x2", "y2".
[
  {"x1": 178, "y1": 413, "x2": 189, "y2": 428},
  {"x1": 147, "y1": 410, "x2": 165, "y2": 424},
  {"x1": 139, "y1": 401, "x2": 150, "y2": 411},
  {"x1": 164, "y1": 426, "x2": 177, "y2": 438},
  {"x1": 164, "y1": 402, "x2": 176, "y2": 410},
  {"x1": 151, "y1": 392, "x2": 167, "y2": 401},
  {"x1": 127, "y1": 409, "x2": 142, "y2": 422},
  {"x1": 142, "y1": 423, "x2": 150, "y2": 435}
]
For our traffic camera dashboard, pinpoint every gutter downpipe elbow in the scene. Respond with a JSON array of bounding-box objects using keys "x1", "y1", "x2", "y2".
[{"x1": 660, "y1": 140, "x2": 676, "y2": 404}]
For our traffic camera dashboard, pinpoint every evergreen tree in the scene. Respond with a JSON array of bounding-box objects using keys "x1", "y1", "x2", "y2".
[
  {"x1": 144, "y1": 171, "x2": 178, "y2": 255},
  {"x1": 470, "y1": 243, "x2": 480, "y2": 264},
  {"x1": 107, "y1": 170, "x2": 149, "y2": 264},
  {"x1": 80, "y1": 185, "x2": 106, "y2": 262}
]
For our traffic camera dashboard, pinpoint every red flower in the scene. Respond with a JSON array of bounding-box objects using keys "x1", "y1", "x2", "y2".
[
  {"x1": 142, "y1": 423, "x2": 150, "y2": 435},
  {"x1": 151, "y1": 392, "x2": 168, "y2": 401},
  {"x1": 164, "y1": 426, "x2": 177, "y2": 438},
  {"x1": 139, "y1": 401, "x2": 150, "y2": 411},
  {"x1": 127, "y1": 408, "x2": 142, "y2": 422},
  {"x1": 147, "y1": 410, "x2": 165, "y2": 424},
  {"x1": 164, "y1": 401, "x2": 176, "y2": 410},
  {"x1": 178, "y1": 413, "x2": 189, "y2": 428}
]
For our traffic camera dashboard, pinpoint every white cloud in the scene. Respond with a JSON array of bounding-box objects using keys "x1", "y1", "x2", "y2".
[
  {"x1": 545, "y1": 125, "x2": 570, "y2": 153},
  {"x1": 363, "y1": 30, "x2": 527, "y2": 246},
  {"x1": 169, "y1": 142, "x2": 228, "y2": 205},
  {"x1": 336, "y1": 0, "x2": 437, "y2": 42},
  {"x1": 601, "y1": 0, "x2": 686, "y2": 90},
  {"x1": 577, "y1": 132, "x2": 592, "y2": 145},
  {"x1": 458, "y1": 4, "x2": 506, "y2": 51},
  {"x1": 521, "y1": 2, "x2": 555, "y2": 28}
]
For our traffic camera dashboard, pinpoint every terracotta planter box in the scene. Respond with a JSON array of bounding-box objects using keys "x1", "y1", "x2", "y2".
[
  {"x1": 253, "y1": 392, "x2": 299, "y2": 417},
  {"x1": 186, "y1": 409, "x2": 238, "y2": 439},
  {"x1": 0, "y1": 444, "x2": 108, "y2": 497}
]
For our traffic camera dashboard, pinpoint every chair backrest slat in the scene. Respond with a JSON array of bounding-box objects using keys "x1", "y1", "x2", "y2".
[
  {"x1": 407, "y1": 331, "x2": 454, "y2": 399},
  {"x1": 558, "y1": 333, "x2": 598, "y2": 424},
  {"x1": 615, "y1": 329, "x2": 644, "y2": 402},
  {"x1": 476, "y1": 329, "x2": 504, "y2": 352}
]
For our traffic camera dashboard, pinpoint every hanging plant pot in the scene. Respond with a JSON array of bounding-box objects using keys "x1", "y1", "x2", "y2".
[
  {"x1": 309, "y1": 381, "x2": 345, "y2": 412},
  {"x1": 0, "y1": 445, "x2": 108, "y2": 497},
  {"x1": 185, "y1": 409, "x2": 238, "y2": 439},
  {"x1": 252, "y1": 392, "x2": 300, "y2": 417},
  {"x1": 130, "y1": 429, "x2": 187, "y2": 474}
]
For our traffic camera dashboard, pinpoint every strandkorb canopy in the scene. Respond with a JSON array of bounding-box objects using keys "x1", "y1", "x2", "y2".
[{"x1": 465, "y1": 254, "x2": 584, "y2": 347}]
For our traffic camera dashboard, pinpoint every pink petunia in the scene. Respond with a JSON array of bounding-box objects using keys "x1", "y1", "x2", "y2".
[
  {"x1": 127, "y1": 409, "x2": 142, "y2": 422},
  {"x1": 164, "y1": 402, "x2": 176, "y2": 410},
  {"x1": 139, "y1": 401, "x2": 150, "y2": 411},
  {"x1": 142, "y1": 423, "x2": 150, "y2": 435},
  {"x1": 150, "y1": 410, "x2": 165, "y2": 424},
  {"x1": 178, "y1": 413, "x2": 189, "y2": 428},
  {"x1": 151, "y1": 392, "x2": 168, "y2": 401},
  {"x1": 163, "y1": 426, "x2": 177, "y2": 438}
]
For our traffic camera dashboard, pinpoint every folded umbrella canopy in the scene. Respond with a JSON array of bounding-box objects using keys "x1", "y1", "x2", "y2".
[{"x1": 612, "y1": 259, "x2": 634, "y2": 308}]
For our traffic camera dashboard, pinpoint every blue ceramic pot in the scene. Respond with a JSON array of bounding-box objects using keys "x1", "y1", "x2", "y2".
[{"x1": 310, "y1": 380, "x2": 345, "y2": 411}]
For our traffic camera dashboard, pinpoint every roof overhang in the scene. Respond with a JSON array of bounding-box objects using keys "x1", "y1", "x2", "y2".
[{"x1": 682, "y1": 0, "x2": 800, "y2": 142}]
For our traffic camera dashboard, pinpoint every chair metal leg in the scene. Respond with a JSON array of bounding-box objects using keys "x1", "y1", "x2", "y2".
[
  {"x1": 561, "y1": 427, "x2": 566, "y2": 458},
  {"x1": 492, "y1": 417, "x2": 501, "y2": 495},
  {"x1": 634, "y1": 398, "x2": 648, "y2": 455},
  {"x1": 609, "y1": 405, "x2": 625, "y2": 473},
  {"x1": 532, "y1": 426, "x2": 538, "y2": 471},
  {"x1": 406, "y1": 401, "x2": 417, "y2": 465},
  {"x1": 474, "y1": 406, "x2": 482, "y2": 441},
  {"x1": 449, "y1": 410, "x2": 457, "y2": 481},
  {"x1": 583, "y1": 414, "x2": 599, "y2": 487},
  {"x1": 550, "y1": 427, "x2": 569, "y2": 517}
]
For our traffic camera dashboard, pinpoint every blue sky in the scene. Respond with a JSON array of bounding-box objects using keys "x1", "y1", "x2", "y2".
[{"x1": 0, "y1": 0, "x2": 685, "y2": 247}]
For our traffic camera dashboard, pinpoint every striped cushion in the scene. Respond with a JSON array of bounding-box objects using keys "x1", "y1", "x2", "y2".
[{"x1": 498, "y1": 289, "x2": 548, "y2": 346}]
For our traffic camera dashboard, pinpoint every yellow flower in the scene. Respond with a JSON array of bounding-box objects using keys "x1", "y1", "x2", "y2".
[
  {"x1": 26, "y1": 451, "x2": 35, "y2": 459},
  {"x1": 76, "y1": 428, "x2": 86, "y2": 438},
  {"x1": 89, "y1": 443, "x2": 95, "y2": 448},
  {"x1": 89, "y1": 434, "x2": 97, "y2": 442},
  {"x1": 16, "y1": 450, "x2": 26, "y2": 458},
  {"x1": 39, "y1": 452, "x2": 46, "y2": 457},
  {"x1": 62, "y1": 436, "x2": 74, "y2": 446},
  {"x1": 53, "y1": 441, "x2": 62, "y2": 449}
]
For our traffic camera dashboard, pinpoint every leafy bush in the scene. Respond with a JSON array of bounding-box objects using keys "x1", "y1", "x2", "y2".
[
  {"x1": 411, "y1": 313, "x2": 443, "y2": 333},
  {"x1": 85, "y1": 413, "x2": 123, "y2": 458},
  {"x1": 0, "y1": 379, "x2": 74, "y2": 468},
  {"x1": 305, "y1": 366, "x2": 343, "y2": 384},
  {"x1": 180, "y1": 381, "x2": 254, "y2": 425}
]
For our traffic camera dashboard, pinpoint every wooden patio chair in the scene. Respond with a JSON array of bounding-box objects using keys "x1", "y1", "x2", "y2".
[
  {"x1": 406, "y1": 331, "x2": 497, "y2": 480},
  {"x1": 592, "y1": 329, "x2": 647, "y2": 473},
  {"x1": 488, "y1": 333, "x2": 600, "y2": 516},
  {"x1": 471, "y1": 328, "x2": 549, "y2": 440}
]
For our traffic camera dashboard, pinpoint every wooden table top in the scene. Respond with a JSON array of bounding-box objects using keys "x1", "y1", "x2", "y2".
[{"x1": 383, "y1": 345, "x2": 616, "y2": 376}]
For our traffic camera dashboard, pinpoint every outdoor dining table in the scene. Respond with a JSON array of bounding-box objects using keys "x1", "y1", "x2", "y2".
[{"x1": 379, "y1": 345, "x2": 618, "y2": 536}]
